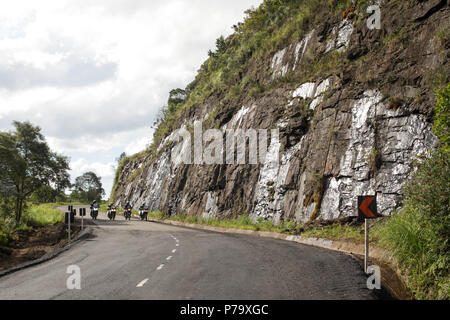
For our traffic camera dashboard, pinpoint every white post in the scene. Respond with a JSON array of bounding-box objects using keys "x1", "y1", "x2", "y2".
[
  {"x1": 68, "y1": 211, "x2": 71, "y2": 246},
  {"x1": 365, "y1": 219, "x2": 369, "y2": 273}
]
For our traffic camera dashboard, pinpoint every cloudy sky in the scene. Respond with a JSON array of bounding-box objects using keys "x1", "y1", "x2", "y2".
[{"x1": 0, "y1": 0, "x2": 263, "y2": 198}]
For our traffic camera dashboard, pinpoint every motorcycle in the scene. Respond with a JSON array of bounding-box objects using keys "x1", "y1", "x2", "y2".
[
  {"x1": 111, "y1": 207, "x2": 117, "y2": 221},
  {"x1": 139, "y1": 208, "x2": 148, "y2": 221},
  {"x1": 90, "y1": 206, "x2": 99, "y2": 220},
  {"x1": 108, "y1": 207, "x2": 117, "y2": 221},
  {"x1": 124, "y1": 207, "x2": 132, "y2": 221}
]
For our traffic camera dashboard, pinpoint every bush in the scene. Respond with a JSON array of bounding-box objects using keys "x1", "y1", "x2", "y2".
[
  {"x1": 433, "y1": 84, "x2": 450, "y2": 152},
  {"x1": 379, "y1": 150, "x2": 449, "y2": 299},
  {"x1": 23, "y1": 204, "x2": 64, "y2": 228},
  {"x1": 0, "y1": 230, "x2": 9, "y2": 246}
]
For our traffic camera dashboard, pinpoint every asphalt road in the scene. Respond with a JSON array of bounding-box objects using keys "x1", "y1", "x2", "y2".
[{"x1": 0, "y1": 206, "x2": 377, "y2": 300}]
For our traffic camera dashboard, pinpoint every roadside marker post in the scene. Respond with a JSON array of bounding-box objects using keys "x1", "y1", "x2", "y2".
[
  {"x1": 67, "y1": 206, "x2": 75, "y2": 245},
  {"x1": 358, "y1": 196, "x2": 379, "y2": 273},
  {"x1": 80, "y1": 208, "x2": 86, "y2": 230}
]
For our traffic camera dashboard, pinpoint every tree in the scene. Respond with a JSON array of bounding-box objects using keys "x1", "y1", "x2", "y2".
[
  {"x1": 115, "y1": 152, "x2": 127, "y2": 163},
  {"x1": 0, "y1": 121, "x2": 70, "y2": 223},
  {"x1": 73, "y1": 172, "x2": 105, "y2": 203}
]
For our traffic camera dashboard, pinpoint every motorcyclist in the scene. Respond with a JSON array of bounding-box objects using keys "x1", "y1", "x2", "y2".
[
  {"x1": 107, "y1": 203, "x2": 112, "y2": 219},
  {"x1": 90, "y1": 200, "x2": 99, "y2": 220},
  {"x1": 124, "y1": 201, "x2": 132, "y2": 220},
  {"x1": 139, "y1": 204, "x2": 148, "y2": 221}
]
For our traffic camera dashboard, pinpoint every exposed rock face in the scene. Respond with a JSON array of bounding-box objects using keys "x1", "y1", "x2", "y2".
[{"x1": 113, "y1": 1, "x2": 448, "y2": 223}]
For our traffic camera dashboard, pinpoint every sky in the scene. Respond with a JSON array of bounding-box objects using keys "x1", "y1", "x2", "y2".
[{"x1": 0, "y1": 0, "x2": 263, "y2": 198}]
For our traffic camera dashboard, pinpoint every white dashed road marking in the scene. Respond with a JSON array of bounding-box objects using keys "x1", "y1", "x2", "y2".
[
  {"x1": 136, "y1": 279, "x2": 149, "y2": 288},
  {"x1": 135, "y1": 234, "x2": 179, "y2": 289}
]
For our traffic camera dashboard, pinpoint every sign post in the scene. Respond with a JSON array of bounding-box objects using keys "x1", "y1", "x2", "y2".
[
  {"x1": 80, "y1": 207, "x2": 84, "y2": 231},
  {"x1": 67, "y1": 206, "x2": 74, "y2": 245},
  {"x1": 358, "y1": 196, "x2": 378, "y2": 273}
]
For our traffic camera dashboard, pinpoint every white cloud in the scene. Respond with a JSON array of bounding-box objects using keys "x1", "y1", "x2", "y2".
[{"x1": 71, "y1": 158, "x2": 115, "y2": 179}]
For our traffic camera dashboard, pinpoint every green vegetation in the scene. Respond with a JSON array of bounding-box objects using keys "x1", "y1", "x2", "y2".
[
  {"x1": 148, "y1": 211, "x2": 299, "y2": 233},
  {"x1": 302, "y1": 223, "x2": 366, "y2": 242},
  {"x1": 433, "y1": 84, "x2": 450, "y2": 152},
  {"x1": 69, "y1": 171, "x2": 105, "y2": 203},
  {"x1": 0, "y1": 121, "x2": 70, "y2": 224},
  {"x1": 0, "y1": 202, "x2": 68, "y2": 246},
  {"x1": 24, "y1": 203, "x2": 64, "y2": 228}
]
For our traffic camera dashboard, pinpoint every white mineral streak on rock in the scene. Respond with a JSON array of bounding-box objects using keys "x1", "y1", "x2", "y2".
[
  {"x1": 325, "y1": 19, "x2": 354, "y2": 53},
  {"x1": 271, "y1": 48, "x2": 288, "y2": 79},
  {"x1": 320, "y1": 90, "x2": 381, "y2": 219},
  {"x1": 320, "y1": 177, "x2": 341, "y2": 220},
  {"x1": 276, "y1": 120, "x2": 288, "y2": 129},
  {"x1": 293, "y1": 82, "x2": 315, "y2": 99},
  {"x1": 222, "y1": 105, "x2": 256, "y2": 130},
  {"x1": 292, "y1": 78, "x2": 332, "y2": 111},
  {"x1": 316, "y1": 78, "x2": 331, "y2": 96},
  {"x1": 252, "y1": 138, "x2": 303, "y2": 223},
  {"x1": 309, "y1": 78, "x2": 332, "y2": 110},
  {"x1": 231, "y1": 106, "x2": 251, "y2": 128},
  {"x1": 293, "y1": 30, "x2": 314, "y2": 70},
  {"x1": 180, "y1": 193, "x2": 189, "y2": 211},
  {"x1": 139, "y1": 151, "x2": 171, "y2": 212},
  {"x1": 316, "y1": 89, "x2": 436, "y2": 220},
  {"x1": 309, "y1": 97, "x2": 322, "y2": 111},
  {"x1": 336, "y1": 20, "x2": 354, "y2": 52},
  {"x1": 203, "y1": 192, "x2": 218, "y2": 219}
]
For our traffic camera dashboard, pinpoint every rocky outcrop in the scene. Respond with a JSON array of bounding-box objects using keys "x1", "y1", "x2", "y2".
[{"x1": 113, "y1": 1, "x2": 448, "y2": 223}]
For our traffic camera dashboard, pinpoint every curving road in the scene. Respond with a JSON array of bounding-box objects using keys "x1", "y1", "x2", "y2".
[{"x1": 0, "y1": 206, "x2": 378, "y2": 300}]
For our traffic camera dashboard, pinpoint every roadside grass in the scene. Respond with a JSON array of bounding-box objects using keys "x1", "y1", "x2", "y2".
[
  {"x1": 376, "y1": 207, "x2": 450, "y2": 300},
  {"x1": 24, "y1": 203, "x2": 64, "y2": 228},
  {"x1": 148, "y1": 211, "x2": 299, "y2": 234},
  {"x1": 0, "y1": 202, "x2": 72, "y2": 246},
  {"x1": 301, "y1": 223, "x2": 365, "y2": 242}
]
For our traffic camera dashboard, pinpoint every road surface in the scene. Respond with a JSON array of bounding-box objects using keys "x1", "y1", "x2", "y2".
[{"x1": 0, "y1": 206, "x2": 378, "y2": 300}]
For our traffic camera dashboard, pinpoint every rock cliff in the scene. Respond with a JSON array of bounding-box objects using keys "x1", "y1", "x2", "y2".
[{"x1": 112, "y1": 0, "x2": 449, "y2": 223}]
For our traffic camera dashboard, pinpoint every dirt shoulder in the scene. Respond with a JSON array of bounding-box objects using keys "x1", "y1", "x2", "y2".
[{"x1": 0, "y1": 222, "x2": 81, "y2": 273}]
